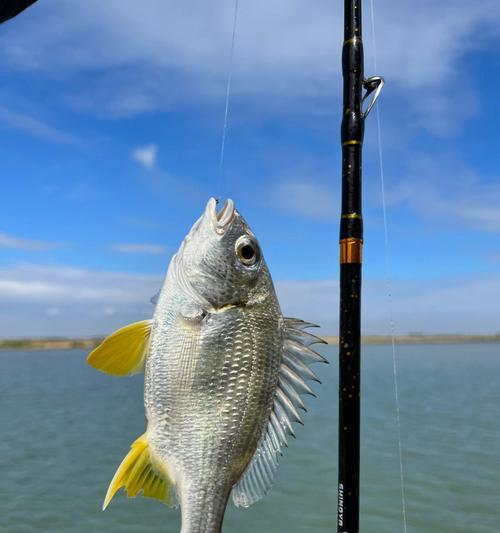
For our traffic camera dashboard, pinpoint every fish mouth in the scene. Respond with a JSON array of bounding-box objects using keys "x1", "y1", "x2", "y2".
[{"x1": 205, "y1": 197, "x2": 236, "y2": 234}]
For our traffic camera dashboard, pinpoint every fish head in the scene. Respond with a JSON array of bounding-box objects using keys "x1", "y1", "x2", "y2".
[{"x1": 173, "y1": 198, "x2": 273, "y2": 311}]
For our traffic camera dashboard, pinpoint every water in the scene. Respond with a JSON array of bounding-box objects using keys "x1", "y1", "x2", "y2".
[{"x1": 0, "y1": 343, "x2": 499, "y2": 532}]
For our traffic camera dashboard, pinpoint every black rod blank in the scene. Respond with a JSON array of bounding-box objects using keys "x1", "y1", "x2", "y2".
[{"x1": 337, "y1": 0, "x2": 365, "y2": 531}]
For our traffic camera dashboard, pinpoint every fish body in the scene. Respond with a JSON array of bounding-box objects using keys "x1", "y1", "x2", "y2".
[{"x1": 88, "y1": 198, "x2": 326, "y2": 533}]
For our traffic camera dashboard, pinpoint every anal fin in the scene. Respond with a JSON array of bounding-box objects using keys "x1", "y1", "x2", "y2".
[{"x1": 103, "y1": 433, "x2": 175, "y2": 510}]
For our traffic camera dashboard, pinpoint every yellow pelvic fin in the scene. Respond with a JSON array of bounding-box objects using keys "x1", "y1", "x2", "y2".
[
  {"x1": 103, "y1": 433, "x2": 174, "y2": 510},
  {"x1": 87, "y1": 320, "x2": 152, "y2": 376}
]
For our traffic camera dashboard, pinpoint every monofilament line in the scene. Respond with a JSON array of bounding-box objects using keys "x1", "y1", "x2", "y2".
[
  {"x1": 218, "y1": 0, "x2": 240, "y2": 193},
  {"x1": 369, "y1": 0, "x2": 408, "y2": 531}
]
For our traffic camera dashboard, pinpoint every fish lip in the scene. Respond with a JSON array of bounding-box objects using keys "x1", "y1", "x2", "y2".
[{"x1": 205, "y1": 197, "x2": 235, "y2": 234}]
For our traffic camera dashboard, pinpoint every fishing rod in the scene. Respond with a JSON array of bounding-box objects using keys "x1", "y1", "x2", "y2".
[{"x1": 337, "y1": 0, "x2": 383, "y2": 531}]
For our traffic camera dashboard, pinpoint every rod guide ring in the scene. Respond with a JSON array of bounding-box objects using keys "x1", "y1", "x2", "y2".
[{"x1": 362, "y1": 76, "x2": 385, "y2": 118}]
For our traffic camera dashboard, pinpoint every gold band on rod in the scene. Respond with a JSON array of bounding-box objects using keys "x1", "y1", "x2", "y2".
[
  {"x1": 343, "y1": 37, "x2": 362, "y2": 46},
  {"x1": 342, "y1": 140, "x2": 362, "y2": 147},
  {"x1": 340, "y1": 238, "x2": 363, "y2": 264}
]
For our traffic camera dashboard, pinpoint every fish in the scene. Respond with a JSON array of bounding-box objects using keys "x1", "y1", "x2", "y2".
[{"x1": 87, "y1": 197, "x2": 327, "y2": 533}]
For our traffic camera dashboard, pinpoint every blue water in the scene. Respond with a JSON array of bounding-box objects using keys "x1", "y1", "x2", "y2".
[{"x1": 1, "y1": 343, "x2": 499, "y2": 532}]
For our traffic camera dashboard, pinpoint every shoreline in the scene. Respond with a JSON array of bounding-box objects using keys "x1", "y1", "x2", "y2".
[
  {"x1": 0, "y1": 334, "x2": 499, "y2": 351},
  {"x1": 325, "y1": 334, "x2": 500, "y2": 345}
]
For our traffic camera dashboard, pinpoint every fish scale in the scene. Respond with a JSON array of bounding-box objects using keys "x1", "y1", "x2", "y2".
[
  {"x1": 150, "y1": 309, "x2": 280, "y2": 532},
  {"x1": 87, "y1": 198, "x2": 326, "y2": 533}
]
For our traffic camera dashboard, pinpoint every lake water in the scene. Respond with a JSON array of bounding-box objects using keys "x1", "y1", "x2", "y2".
[{"x1": 1, "y1": 343, "x2": 499, "y2": 532}]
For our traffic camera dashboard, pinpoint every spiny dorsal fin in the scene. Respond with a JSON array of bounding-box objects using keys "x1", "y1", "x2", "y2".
[
  {"x1": 103, "y1": 433, "x2": 176, "y2": 510},
  {"x1": 87, "y1": 320, "x2": 152, "y2": 376},
  {"x1": 232, "y1": 317, "x2": 327, "y2": 507}
]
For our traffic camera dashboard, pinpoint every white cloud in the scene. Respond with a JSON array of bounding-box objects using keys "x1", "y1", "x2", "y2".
[
  {"x1": 110, "y1": 242, "x2": 169, "y2": 255},
  {"x1": 1, "y1": 0, "x2": 499, "y2": 130},
  {"x1": 0, "y1": 233, "x2": 61, "y2": 251},
  {"x1": 388, "y1": 154, "x2": 500, "y2": 232},
  {"x1": 276, "y1": 275, "x2": 500, "y2": 335},
  {"x1": 0, "y1": 264, "x2": 497, "y2": 337},
  {"x1": 0, "y1": 264, "x2": 162, "y2": 337},
  {"x1": 0, "y1": 265, "x2": 161, "y2": 304},
  {"x1": 0, "y1": 105, "x2": 82, "y2": 145},
  {"x1": 132, "y1": 144, "x2": 158, "y2": 170}
]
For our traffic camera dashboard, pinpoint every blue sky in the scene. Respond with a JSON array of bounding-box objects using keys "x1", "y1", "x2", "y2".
[{"x1": 0, "y1": 0, "x2": 499, "y2": 337}]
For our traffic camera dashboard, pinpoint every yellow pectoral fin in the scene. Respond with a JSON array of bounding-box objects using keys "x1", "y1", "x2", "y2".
[
  {"x1": 87, "y1": 320, "x2": 152, "y2": 376},
  {"x1": 103, "y1": 434, "x2": 174, "y2": 510}
]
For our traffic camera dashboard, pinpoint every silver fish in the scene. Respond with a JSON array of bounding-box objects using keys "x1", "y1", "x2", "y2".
[{"x1": 87, "y1": 198, "x2": 327, "y2": 533}]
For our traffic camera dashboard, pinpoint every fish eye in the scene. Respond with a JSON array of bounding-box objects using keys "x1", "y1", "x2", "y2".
[{"x1": 235, "y1": 236, "x2": 260, "y2": 266}]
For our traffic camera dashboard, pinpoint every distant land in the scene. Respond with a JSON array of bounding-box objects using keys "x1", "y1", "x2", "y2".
[
  {"x1": 0, "y1": 334, "x2": 499, "y2": 350},
  {"x1": 327, "y1": 334, "x2": 500, "y2": 345}
]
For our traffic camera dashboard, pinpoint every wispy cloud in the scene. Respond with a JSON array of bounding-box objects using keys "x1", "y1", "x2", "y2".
[
  {"x1": 388, "y1": 154, "x2": 500, "y2": 232},
  {"x1": 0, "y1": 264, "x2": 497, "y2": 337},
  {"x1": 0, "y1": 105, "x2": 82, "y2": 145},
  {"x1": 274, "y1": 179, "x2": 338, "y2": 220},
  {"x1": 110, "y1": 243, "x2": 169, "y2": 255},
  {"x1": 277, "y1": 275, "x2": 500, "y2": 335},
  {"x1": 132, "y1": 144, "x2": 158, "y2": 170},
  {"x1": 0, "y1": 265, "x2": 160, "y2": 303},
  {"x1": 0, "y1": 233, "x2": 62, "y2": 251},
  {"x1": 0, "y1": 264, "x2": 162, "y2": 337},
  {"x1": 2, "y1": 0, "x2": 499, "y2": 130}
]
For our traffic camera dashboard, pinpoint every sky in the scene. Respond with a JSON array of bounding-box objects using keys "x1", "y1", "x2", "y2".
[{"x1": 0, "y1": 0, "x2": 499, "y2": 337}]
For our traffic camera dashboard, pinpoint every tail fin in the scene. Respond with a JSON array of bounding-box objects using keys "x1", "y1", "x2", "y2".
[{"x1": 103, "y1": 433, "x2": 175, "y2": 510}]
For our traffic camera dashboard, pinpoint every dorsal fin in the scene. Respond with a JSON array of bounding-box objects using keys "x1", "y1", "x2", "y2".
[{"x1": 232, "y1": 317, "x2": 327, "y2": 507}]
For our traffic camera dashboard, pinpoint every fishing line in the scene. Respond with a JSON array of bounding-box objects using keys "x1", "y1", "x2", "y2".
[
  {"x1": 368, "y1": 1, "x2": 408, "y2": 531},
  {"x1": 217, "y1": 0, "x2": 240, "y2": 195}
]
